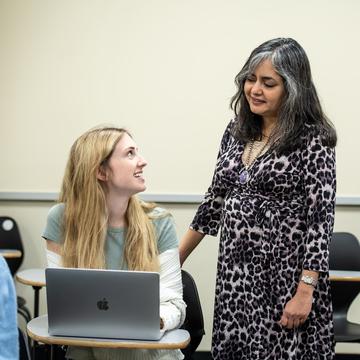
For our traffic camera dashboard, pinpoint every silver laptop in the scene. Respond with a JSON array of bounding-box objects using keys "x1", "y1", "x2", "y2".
[{"x1": 45, "y1": 268, "x2": 161, "y2": 340}]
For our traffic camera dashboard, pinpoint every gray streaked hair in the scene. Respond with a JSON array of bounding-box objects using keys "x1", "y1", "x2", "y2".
[{"x1": 230, "y1": 38, "x2": 336, "y2": 151}]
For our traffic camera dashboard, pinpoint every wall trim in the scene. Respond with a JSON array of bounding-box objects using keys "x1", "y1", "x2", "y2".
[
  {"x1": 0, "y1": 192, "x2": 203, "y2": 203},
  {"x1": 0, "y1": 192, "x2": 359, "y2": 206}
]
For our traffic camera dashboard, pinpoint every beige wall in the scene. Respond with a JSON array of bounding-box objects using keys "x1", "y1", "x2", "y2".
[
  {"x1": 1, "y1": 0, "x2": 360, "y2": 354},
  {"x1": 0, "y1": 0, "x2": 360, "y2": 195}
]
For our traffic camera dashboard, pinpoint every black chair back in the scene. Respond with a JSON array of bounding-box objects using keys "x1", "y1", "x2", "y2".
[
  {"x1": 329, "y1": 232, "x2": 360, "y2": 342},
  {"x1": 0, "y1": 217, "x2": 31, "y2": 323},
  {"x1": 329, "y1": 232, "x2": 360, "y2": 271},
  {"x1": 18, "y1": 327, "x2": 31, "y2": 360},
  {"x1": 0, "y1": 216, "x2": 24, "y2": 276},
  {"x1": 181, "y1": 269, "x2": 205, "y2": 359}
]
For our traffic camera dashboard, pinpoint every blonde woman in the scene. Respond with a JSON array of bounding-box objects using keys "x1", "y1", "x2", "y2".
[{"x1": 43, "y1": 126, "x2": 186, "y2": 360}]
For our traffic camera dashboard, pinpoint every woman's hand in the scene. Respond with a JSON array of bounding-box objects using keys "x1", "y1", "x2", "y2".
[{"x1": 279, "y1": 283, "x2": 313, "y2": 329}]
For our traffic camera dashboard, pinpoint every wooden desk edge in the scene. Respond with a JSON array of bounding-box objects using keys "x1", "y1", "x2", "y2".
[
  {"x1": 329, "y1": 276, "x2": 360, "y2": 282},
  {"x1": 27, "y1": 328, "x2": 190, "y2": 350},
  {"x1": 16, "y1": 274, "x2": 45, "y2": 287},
  {"x1": 0, "y1": 250, "x2": 22, "y2": 259}
]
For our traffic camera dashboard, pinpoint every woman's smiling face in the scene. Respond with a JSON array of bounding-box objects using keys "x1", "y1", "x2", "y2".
[
  {"x1": 100, "y1": 133, "x2": 148, "y2": 197},
  {"x1": 244, "y1": 58, "x2": 285, "y2": 123}
]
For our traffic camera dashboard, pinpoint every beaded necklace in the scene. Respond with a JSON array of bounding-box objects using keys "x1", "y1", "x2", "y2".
[{"x1": 239, "y1": 135, "x2": 273, "y2": 185}]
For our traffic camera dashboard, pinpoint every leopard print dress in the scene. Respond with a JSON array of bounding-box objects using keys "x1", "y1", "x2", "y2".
[{"x1": 190, "y1": 120, "x2": 336, "y2": 360}]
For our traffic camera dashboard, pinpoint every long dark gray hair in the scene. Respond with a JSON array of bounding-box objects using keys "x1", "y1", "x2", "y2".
[{"x1": 231, "y1": 38, "x2": 337, "y2": 152}]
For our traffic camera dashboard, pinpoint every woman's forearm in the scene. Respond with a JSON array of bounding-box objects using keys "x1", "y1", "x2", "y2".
[{"x1": 179, "y1": 228, "x2": 205, "y2": 266}]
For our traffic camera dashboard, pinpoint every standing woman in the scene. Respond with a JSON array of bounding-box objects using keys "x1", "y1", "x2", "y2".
[
  {"x1": 43, "y1": 127, "x2": 186, "y2": 360},
  {"x1": 180, "y1": 38, "x2": 337, "y2": 359}
]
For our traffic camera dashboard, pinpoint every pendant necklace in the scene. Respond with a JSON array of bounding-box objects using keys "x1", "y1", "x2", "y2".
[{"x1": 239, "y1": 134, "x2": 272, "y2": 185}]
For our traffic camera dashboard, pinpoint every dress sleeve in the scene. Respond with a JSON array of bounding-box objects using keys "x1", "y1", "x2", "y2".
[
  {"x1": 302, "y1": 133, "x2": 336, "y2": 272},
  {"x1": 190, "y1": 119, "x2": 235, "y2": 236}
]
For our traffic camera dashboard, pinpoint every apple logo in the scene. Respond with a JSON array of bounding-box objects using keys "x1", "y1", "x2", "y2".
[{"x1": 97, "y1": 298, "x2": 109, "y2": 310}]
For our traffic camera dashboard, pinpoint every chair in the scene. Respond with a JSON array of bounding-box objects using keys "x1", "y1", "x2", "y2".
[
  {"x1": 180, "y1": 270, "x2": 205, "y2": 359},
  {"x1": 18, "y1": 327, "x2": 31, "y2": 360},
  {"x1": 329, "y1": 232, "x2": 360, "y2": 342},
  {"x1": 0, "y1": 216, "x2": 31, "y2": 322}
]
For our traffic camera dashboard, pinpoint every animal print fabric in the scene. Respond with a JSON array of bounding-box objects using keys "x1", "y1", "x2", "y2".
[{"x1": 190, "y1": 120, "x2": 336, "y2": 360}]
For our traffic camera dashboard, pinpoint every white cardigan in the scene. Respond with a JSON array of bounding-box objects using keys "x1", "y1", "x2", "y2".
[{"x1": 46, "y1": 248, "x2": 186, "y2": 360}]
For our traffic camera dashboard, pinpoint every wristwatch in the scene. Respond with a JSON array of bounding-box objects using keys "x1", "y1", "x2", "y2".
[{"x1": 300, "y1": 274, "x2": 318, "y2": 287}]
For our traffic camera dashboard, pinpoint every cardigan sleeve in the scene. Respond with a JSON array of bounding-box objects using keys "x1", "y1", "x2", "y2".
[
  {"x1": 46, "y1": 249, "x2": 62, "y2": 268},
  {"x1": 159, "y1": 248, "x2": 186, "y2": 332}
]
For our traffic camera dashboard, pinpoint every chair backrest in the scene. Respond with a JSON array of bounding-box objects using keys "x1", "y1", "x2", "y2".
[
  {"x1": 0, "y1": 217, "x2": 24, "y2": 276},
  {"x1": 329, "y1": 232, "x2": 360, "y2": 343},
  {"x1": 180, "y1": 270, "x2": 205, "y2": 358},
  {"x1": 329, "y1": 232, "x2": 360, "y2": 271},
  {"x1": 18, "y1": 327, "x2": 31, "y2": 360}
]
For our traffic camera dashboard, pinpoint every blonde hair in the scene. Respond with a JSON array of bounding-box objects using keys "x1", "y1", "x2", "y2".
[{"x1": 59, "y1": 126, "x2": 159, "y2": 271}]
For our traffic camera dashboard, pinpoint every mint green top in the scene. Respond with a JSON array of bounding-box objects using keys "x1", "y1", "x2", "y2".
[
  {"x1": 42, "y1": 203, "x2": 178, "y2": 269},
  {"x1": 42, "y1": 203, "x2": 184, "y2": 360}
]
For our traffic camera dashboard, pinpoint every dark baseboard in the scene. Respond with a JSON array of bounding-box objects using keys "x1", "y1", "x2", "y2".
[{"x1": 192, "y1": 351, "x2": 360, "y2": 360}]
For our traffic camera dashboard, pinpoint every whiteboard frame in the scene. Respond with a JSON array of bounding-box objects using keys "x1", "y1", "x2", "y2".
[{"x1": 0, "y1": 192, "x2": 359, "y2": 206}]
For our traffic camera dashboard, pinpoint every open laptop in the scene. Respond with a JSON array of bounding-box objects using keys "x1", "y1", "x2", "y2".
[{"x1": 45, "y1": 268, "x2": 161, "y2": 340}]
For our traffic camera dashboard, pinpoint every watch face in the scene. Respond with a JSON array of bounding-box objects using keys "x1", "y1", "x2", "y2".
[{"x1": 302, "y1": 275, "x2": 316, "y2": 286}]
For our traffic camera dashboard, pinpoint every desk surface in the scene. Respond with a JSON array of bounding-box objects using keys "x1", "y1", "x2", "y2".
[
  {"x1": 16, "y1": 268, "x2": 360, "y2": 284},
  {"x1": 0, "y1": 249, "x2": 22, "y2": 259},
  {"x1": 16, "y1": 268, "x2": 46, "y2": 287},
  {"x1": 18, "y1": 268, "x2": 360, "y2": 285},
  {"x1": 27, "y1": 315, "x2": 190, "y2": 349},
  {"x1": 329, "y1": 270, "x2": 360, "y2": 281}
]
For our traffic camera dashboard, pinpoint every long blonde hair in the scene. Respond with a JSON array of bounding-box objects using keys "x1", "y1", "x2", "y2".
[{"x1": 59, "y1": 126, "x2": 159, "y2": 271}]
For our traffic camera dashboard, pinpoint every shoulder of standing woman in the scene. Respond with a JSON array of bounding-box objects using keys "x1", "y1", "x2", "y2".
[{"x1": 303, "y1": 122, "x2": 336, "y2": 148}]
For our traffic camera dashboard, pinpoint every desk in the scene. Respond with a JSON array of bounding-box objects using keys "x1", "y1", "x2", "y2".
[
  {"x1": 329, "y1": 270, "x2": 360, "y2": 343},
  {"x1": 28, "y1": 315, "x2": 190, "y2": 360},
  {"x1": 0, "y1": 249, "x2": 22, "y2": 258},
  {"x1": 16, "y1": 268, "x2": 46, "y2": 318},
  {"x1": 16, "y1": 269, "x2": 46, "y2": 360},
  {"x1": 329, "y1": 270, "x2": 360, "y2": 281}
]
